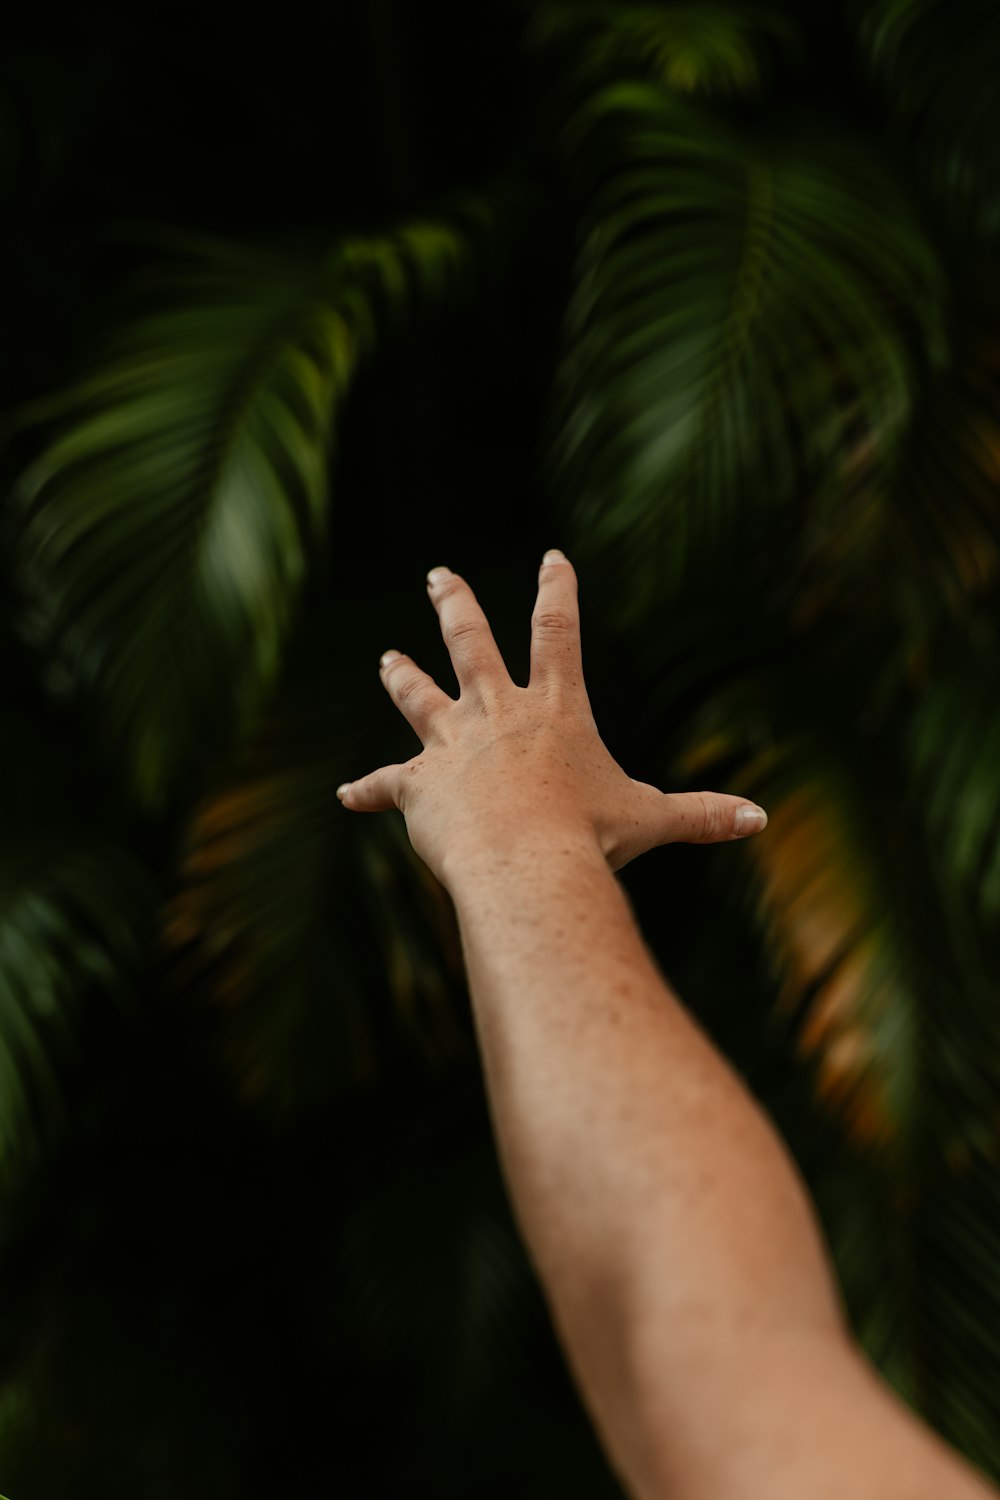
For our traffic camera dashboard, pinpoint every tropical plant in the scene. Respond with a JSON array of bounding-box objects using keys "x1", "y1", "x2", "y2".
[{"x1": 1, "y1": 0, "x2": 999, "y2": 1494}]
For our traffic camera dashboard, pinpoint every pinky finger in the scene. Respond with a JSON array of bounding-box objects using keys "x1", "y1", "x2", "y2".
[{"x1": 337, "y1": 764, "x2": 405, "y2": 812}]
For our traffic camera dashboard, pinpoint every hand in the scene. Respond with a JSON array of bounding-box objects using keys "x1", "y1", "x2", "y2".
[{"x1": 336, "y1": 551, "x2": 768, "y2": 888}]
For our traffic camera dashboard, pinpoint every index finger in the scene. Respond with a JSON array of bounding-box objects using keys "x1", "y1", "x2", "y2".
[
  {"x1": 529, "y1": 549, "x2": 585, "y2": 695},
  {"x1": 425, "y1": 566, "x2": 510, "y2": 697}
]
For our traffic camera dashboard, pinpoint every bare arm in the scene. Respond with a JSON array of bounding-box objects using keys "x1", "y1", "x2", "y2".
[
  {"x1": 339, "y1": 552, "x2": 998, "y2": 1500},
  {"x1": 444, "y1": 832, "x2": 996, "y2": 1499}
]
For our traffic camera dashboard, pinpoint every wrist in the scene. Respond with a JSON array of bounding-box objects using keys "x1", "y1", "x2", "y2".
[{"x1": 441, "y1": 819, "x2": 609, "y2": 899}]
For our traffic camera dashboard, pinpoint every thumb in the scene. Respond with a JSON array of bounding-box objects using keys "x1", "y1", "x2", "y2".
[
  {"x1": 632, "y1": 785, "x2": 768, "y2": 851},
  {"x1": 336, "y1": 764, "x2": 405, "y2": 812},
  {"x1": 663, "y1": 789, "x2": 768, "y2": 844}
]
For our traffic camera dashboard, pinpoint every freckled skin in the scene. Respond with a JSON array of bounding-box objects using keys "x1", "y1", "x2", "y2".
[{"x1": 339, "y1": 559, "x2": 997, "y2": 1500}]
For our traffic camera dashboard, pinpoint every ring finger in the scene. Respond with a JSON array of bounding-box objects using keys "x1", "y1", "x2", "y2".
[{"x1": 379, "y1": 649, "x2": 453, "y2": 743}]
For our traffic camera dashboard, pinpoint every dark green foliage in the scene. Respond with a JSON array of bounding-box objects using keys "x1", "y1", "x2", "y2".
[
  {"x1": 8, "y1": 217, "x2": 490, "y2": 813},
  {"x1": 860, "y1": 0, "x2": 1000, "y2": 237},
  {"x1": 546, "y1": 81, "x2": 947, "y2": 623}
]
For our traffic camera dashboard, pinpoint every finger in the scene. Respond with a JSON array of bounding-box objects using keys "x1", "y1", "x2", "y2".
[
  {"x1": 425, "y1": 566, "x2": 509, "y2": 697},
  {"x1": 529, "y1": 549, "x2": 586, "y2": 696},
  {"x1": 378, "y1": 648, "x2": 453, "y2": 742},
  {"x1": 634, "y1": 786, "x2": 769, "y2": 850},
  {"x1": 336, "y1": 764, "x2": 405, "y2": 812}
]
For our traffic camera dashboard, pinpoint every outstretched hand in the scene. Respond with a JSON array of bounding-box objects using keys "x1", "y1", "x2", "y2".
[{"x1": 336, "y1": 550, "x2": 767, "y2": 889}]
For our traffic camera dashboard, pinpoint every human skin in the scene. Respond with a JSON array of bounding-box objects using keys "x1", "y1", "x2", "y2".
[{"x1": 336, "y1": 552, "x2": 998, "y2": 1500}]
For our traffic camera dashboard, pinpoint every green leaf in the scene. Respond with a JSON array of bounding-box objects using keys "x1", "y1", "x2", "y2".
[
  {"x1": 544, "y1": 86, "x2": 947, "y2": 628},
  {"x1": 785, "y1": 283, "x2": 1000, "y2": 650},
  {"x1": 859, "y1": 0, "x2": 1000, "y2": 238},
  {"x1": 9, "y1": 214, "x2": 482, "y2": 814},
  {"x1": 159, "y1": 597, "x2": 470, "y2": 1122},
  {"x1": 681, "y1": 727, "x2": 925, "y2": 1158},
  {"x1": 0, "y1": 712, "x2": 157, "y2": 1184},
  {"x1": 661, "y1": 641, "x2": 1000, "y2": 1449},
  {"x1": 907, "y1": 643, "x2": 1000, "y2": 926},
  {"x1": 530, "y1": 1, "x2": 800, "y2": 98}
]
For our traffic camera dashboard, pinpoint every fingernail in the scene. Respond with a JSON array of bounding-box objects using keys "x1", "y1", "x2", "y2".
[
  {"x1": 336, "y1": 783, "x2": 352, "y2": 802},
  {"x1": 380, "y1": 650, "x2": 402, "y2": 668},
  {"x1": 542, "y1": 549, "x2": 566, "y2": 565},
  {"x1": 426, "y1": 566, "x2": 452, "y2": 585},
  {"x1": 734, "y1": 805, "x2": 767, "y2": 836}
]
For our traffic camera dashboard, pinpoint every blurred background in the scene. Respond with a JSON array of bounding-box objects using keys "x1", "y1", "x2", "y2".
[{"x1": 1, "y1": 0, "x2": 999, "y2": 1493}]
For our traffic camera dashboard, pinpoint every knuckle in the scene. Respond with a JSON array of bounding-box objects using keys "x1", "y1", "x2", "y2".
[
  {"x1": 435, "y1": 577, "x2": 465, "y2": 605},
  {"x1": 469, "y1": 684, "x2": 505, "y2": 720},
  {"x1": 396, "y1": 672, "x2": 428, "y2": 706},
  {"x1": 381, "y1": 656, "x2": 408, "y2": 684},
  {"x1": 695, "y1": 792, "x2": 722, "y2": 840},
  {"x1": 445, "y1": 618, "x2": 482, "y2": 646},
  {"x1": 532, "y1": 608, "x2": 574, "y2": 634},
  {"x1": 398, "y1": 759, "x2": 421, "y2": 809}
]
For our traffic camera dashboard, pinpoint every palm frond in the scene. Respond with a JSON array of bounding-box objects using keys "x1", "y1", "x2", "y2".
[
  {"x1": 859, "y1": 0, "x2": 1000, "y2": 238},
  {"x1": 8, "y1": 209, "x2": 487, "y2": 814},
  {"x1": 907, "y1": 638, "x2": 1000, "y2": 929},
  {"x1": 665, "y1": 719, "x2": 930, "y2": 1406},
  {"x1": 787, "y1": 293, "x2": 1000, "y2": 657},
  {"x1": 663, "y1": 647, "x2": 1000, "y2": 1449},
  {"x1": 159, "y1": 600, "x2": 469, "y2": 1121},
  {"x1": 543, "y1": 83, "x2": 947, "y2": 629},
  {"x1": 0, "y1": 712, "x2": 157, "y2": 1183},
  {"x1": 676, "y1": 725, "x2": 923, "y2": 1157},
  {"x1": 530, "y1": 0, "x2": 800, "y2": 98}
]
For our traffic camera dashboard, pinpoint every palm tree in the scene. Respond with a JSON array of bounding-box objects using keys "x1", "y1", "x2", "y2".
[{"x1": 1, "y1": 0, "x2": 999, "y2": 1492}]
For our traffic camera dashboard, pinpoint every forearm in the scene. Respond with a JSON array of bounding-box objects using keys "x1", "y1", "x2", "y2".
[{"x1": 446, "y1": 830, "x2": 851, "y2": 1492}]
